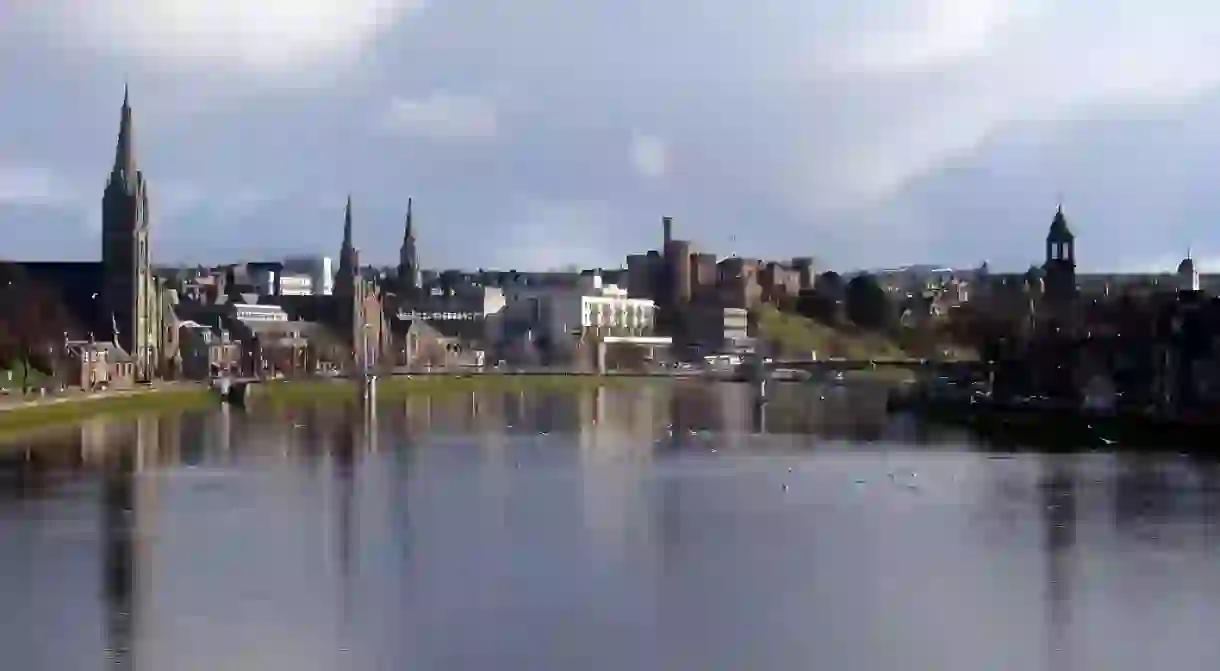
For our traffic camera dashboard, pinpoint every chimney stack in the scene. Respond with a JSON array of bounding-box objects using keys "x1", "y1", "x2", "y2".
[{"x1": 662, "y1": 216, "x2": 673, "y2": 249}]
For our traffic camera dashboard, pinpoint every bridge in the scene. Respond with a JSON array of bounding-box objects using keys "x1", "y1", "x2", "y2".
[{"x1": 764, "y1": 358, "x2": 989, "y2": 375}]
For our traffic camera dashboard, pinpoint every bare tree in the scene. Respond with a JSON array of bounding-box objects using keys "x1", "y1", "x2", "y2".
[{"x1": 0, "y1": 266, "x2": 81, "y2": 393}]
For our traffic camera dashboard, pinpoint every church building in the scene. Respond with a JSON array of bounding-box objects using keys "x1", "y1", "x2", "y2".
[{"x1": 1, "y1": 87, "x2": 160, "y2": 381}]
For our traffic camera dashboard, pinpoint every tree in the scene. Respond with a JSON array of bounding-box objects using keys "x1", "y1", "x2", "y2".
[
  {"x1": 0, "y1": 265, "x2": 81, "y2": 392},
  {"x1": 305, "y1": 327, "x2": 350, "y2": 372},
  {"x1": 845, "y1": 273, "x2": 891, "y2": 331},
  {"x1": 796, "y1": 271, "x2": 845, "y2": 324}
]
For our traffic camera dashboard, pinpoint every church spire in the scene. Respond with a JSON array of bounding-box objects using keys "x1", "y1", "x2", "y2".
[
  {"x1": 1047, "y1": 203, "x2": 1073, "y2": 242},
  {"x1": 398, "y1": 197, "x2": 421, "y2": 298},
  {"x1": 403, "y1": 197, "x2": 414, "y2": 245},
  {"x1": 342, "y1": 194, "x2": 353, "y2": 253},
  {"x1": 111, "y1": 84, "x2": 138, "y2": 192},
  {"x1": 334, "y1": 195, "x2": 359, "y2": 299}
]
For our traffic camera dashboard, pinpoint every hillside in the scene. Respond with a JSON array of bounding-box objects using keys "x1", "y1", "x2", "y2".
[
  {"x1": 753, "y1": 304, "x2": 978, "y2": 361},
  {"x1": 753, "y1": 305, "x2": 909, "y2": 360}
]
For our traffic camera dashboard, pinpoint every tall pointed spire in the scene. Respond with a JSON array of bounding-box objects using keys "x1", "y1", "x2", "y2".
[
  {"x1": 335, "y1": 195, "x2": 358, "y2": 299},
  {"x1": 342, "y1": 194, "x2": 353, "y2": 251},
  {"x1": 398, "y1": 197, "x2": 421, "y2": 298},
  {"x1": 111, "y1": 84, "x2": 138, "y2": 192},
  {"x1": 403, "y1": 197, "x2": 414, "y2": 245}
]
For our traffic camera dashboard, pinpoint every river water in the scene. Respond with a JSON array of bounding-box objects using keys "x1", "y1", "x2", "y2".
[{"x1": 2, "y1": 381, "x2": 1219, "y2": 670}]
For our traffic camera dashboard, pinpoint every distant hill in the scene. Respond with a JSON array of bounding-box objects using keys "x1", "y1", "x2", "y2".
[{"x1": 841, "y1": 263, "x2": 958, "y2": 278}]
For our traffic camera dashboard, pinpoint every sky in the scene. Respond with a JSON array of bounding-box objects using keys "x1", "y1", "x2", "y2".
[{"x1": 3, "y1": 1, "x2": 1220, "y2": 273}]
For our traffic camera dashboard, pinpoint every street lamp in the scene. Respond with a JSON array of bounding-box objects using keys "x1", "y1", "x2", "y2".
[
  {"x1": 362, "y1": 322, "x2": 372, "y2": 380},
  {"x1": 60, "y1": 331, "x2": 69, "y2": 392}
]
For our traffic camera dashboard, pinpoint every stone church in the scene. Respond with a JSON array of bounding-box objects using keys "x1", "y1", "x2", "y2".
[{"x1": 1, "y1": 87, "x2": 160, "y2": 380}]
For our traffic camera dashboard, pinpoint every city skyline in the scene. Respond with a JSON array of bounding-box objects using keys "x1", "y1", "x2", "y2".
[{"x1": 2, "y1": 1, "x2": 1220, "y2": 272}]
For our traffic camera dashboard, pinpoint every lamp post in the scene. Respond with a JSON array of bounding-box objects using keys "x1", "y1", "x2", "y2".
[
  {"x1": 60, "y1": 331, "x2": 69, "y2": 392},
  {"x1": 361, "y1": 322, "x2": 377, "y2": 406}
]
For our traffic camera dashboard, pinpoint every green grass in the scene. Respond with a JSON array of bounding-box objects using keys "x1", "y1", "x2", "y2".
[
  {"x1": 841, "y1": 367, "x2": 918, "y2": 384},
  {"x1": 0, "y1": 365, "x2": 50, "y2": 391},
  {"x1": 0, "y1": 386, "x2": 218, "y2": 435},
  {"x1": 255, "y1": 373, "x2": 652, "y2": 407},
  {"x1": 754, "y1": 305, "x2": 910, "y2": 360}
]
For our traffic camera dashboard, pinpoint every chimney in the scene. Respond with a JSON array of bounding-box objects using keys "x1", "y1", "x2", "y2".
[{"x1": 662, "y1": 216, "x2": 673, "y2": 249}]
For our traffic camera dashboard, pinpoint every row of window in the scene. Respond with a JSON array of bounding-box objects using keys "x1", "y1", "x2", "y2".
[
  {"x1": 235, "y1": 308, "x2": 289, "y2": 321},
  {"x1": 397, "y1": 310, "x2": 481, "y2": 321},
  {"x1": 582, "y1": 300, "x2": 655, "y2": 329}
]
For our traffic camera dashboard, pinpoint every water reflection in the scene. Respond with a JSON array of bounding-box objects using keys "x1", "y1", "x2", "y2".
[
  {"x1": 100, "y1": 445, "x2": 136, "y2": 666},
  {"x1": 1, "y1": 381, "x2": 1220, "y2": 669},
  {"x1": 1041, "y1": 456, "x2": 1077, "y2": 671}
]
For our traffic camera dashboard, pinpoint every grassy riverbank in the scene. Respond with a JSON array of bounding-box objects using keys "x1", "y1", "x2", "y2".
[
  {"x1": 254, "y1": 373, "x2": 658, "y2": 407},
  {"x1": 0, "y1": 385, "x2": 218, "y2": 434}
]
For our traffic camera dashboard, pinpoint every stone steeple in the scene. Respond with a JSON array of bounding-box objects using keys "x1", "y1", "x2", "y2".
[
  {"x1": 101, "y1": 84, "x2": 155, "y2": 379},
  {"x1": 1047, "y1": 203, "x2": 1073, "y2": 244},
  {"x1": 109, "y1": 84, "x2": 142, "y2": 198},
  {"x1": 1043, "y1": 203, "x2": 1077, "y2": 304},
  {"x1": 397, "y1": 197, "x2": 421, "y2": 298},
  {"x1": 334, "y1": 195, "x2": 359, "y2": 299}
]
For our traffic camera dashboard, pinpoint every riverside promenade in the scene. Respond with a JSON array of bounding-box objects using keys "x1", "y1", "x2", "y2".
[{"x1": 0, "y1": 381, "x2": 206, "y2": 412}]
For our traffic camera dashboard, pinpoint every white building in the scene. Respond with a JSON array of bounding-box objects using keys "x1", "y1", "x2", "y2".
[
  {"x1": 232, "y1": 303, "x2": 290, "y2": 322},
  {"x1": 503, "y1": 273, "x2": 656, "y2": 342},
  {"x1": 245, "y1": 267, "x2": 315, "y2": 296},
  {"x1": 281, "y1": 255, "x2": 334, "y2": 296}
]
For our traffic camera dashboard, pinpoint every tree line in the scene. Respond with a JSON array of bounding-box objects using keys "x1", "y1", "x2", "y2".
[
  {"x1": 0, "y1": 265, "x2": 83, "y2": 389},
  {"x1": 777, "y1": 270, "x2": 977, "y2": 359}
]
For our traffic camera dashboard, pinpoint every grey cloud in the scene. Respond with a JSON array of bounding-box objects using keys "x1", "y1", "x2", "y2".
[
  {"x1": 3, "y1": 0, "x2": 425, "y2": 78},
  {"x1": 5, "y1": 0, "x2": 1220, "y2": 272},
  {"x1": 378, "y1": 93, "x2": 499, "y2": 140}
]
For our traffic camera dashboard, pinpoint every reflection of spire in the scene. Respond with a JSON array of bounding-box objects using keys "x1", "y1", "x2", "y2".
[
  {"x1": 656, "y1": 476, "x2": 684, "y2": 577},
  {"x1": 365, "y1": 398, "x2": 378, "y2": 454},
  {"x1": 579, "y1": 387, "x2": 603, "y2": 450},
  {"x1": 1041, "y1": 457, "x2": 1077, "y2": 671},
  {"x1": 666, "y1": 393, "x2": 683, "y2": 449},
  {"x1": 101, "y1": 454, "x2": 137, "y2": 666},
  {"x1": 332, "y1": 412, "x2": 358, "y2": 623},
  {"x1": 389, "y1": 411, "x2": 417, "y2": 605},
  {"x1": 750, "y1": 399, "x2": 767, "y2": 435}
]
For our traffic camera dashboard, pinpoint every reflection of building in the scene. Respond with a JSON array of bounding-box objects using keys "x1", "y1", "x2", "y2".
[
  {"x1": 101, "y1": 458, "x2": 136, "y2": 666},
  {"x1": 1041, "y1": 457, "x2": 1076, "y2": 671},
  {"x1": 100, "y1": 414, "x2": 164, "y2": 668}
]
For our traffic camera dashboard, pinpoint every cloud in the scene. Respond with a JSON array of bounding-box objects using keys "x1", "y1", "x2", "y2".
[
  {"x1": 378, "y1": 93, "x2": 499, "y2": 141},
  {"x1": 11, "y1": 0, "x2": 1220, "y2": 269},
  {"x1": 7, "y1": 0, "x2": 424, "y2": 76},
  {"x1": 483, "y1": 198, "x2": 623, "y2": 270},
  {"x1": 814, "y1": 0, "x2": 1032, "y2": 75},
  {"x1": 629, "y1": 134, "x2": 667, "y2": 179},
  {"x1": 0, "y1": 165, "x2": 73, "y2": 206}
]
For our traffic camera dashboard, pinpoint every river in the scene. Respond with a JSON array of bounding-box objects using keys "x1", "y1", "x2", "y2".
[{"x1": 2, "y1": 380, "x2": 1219, "y2": 670}]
